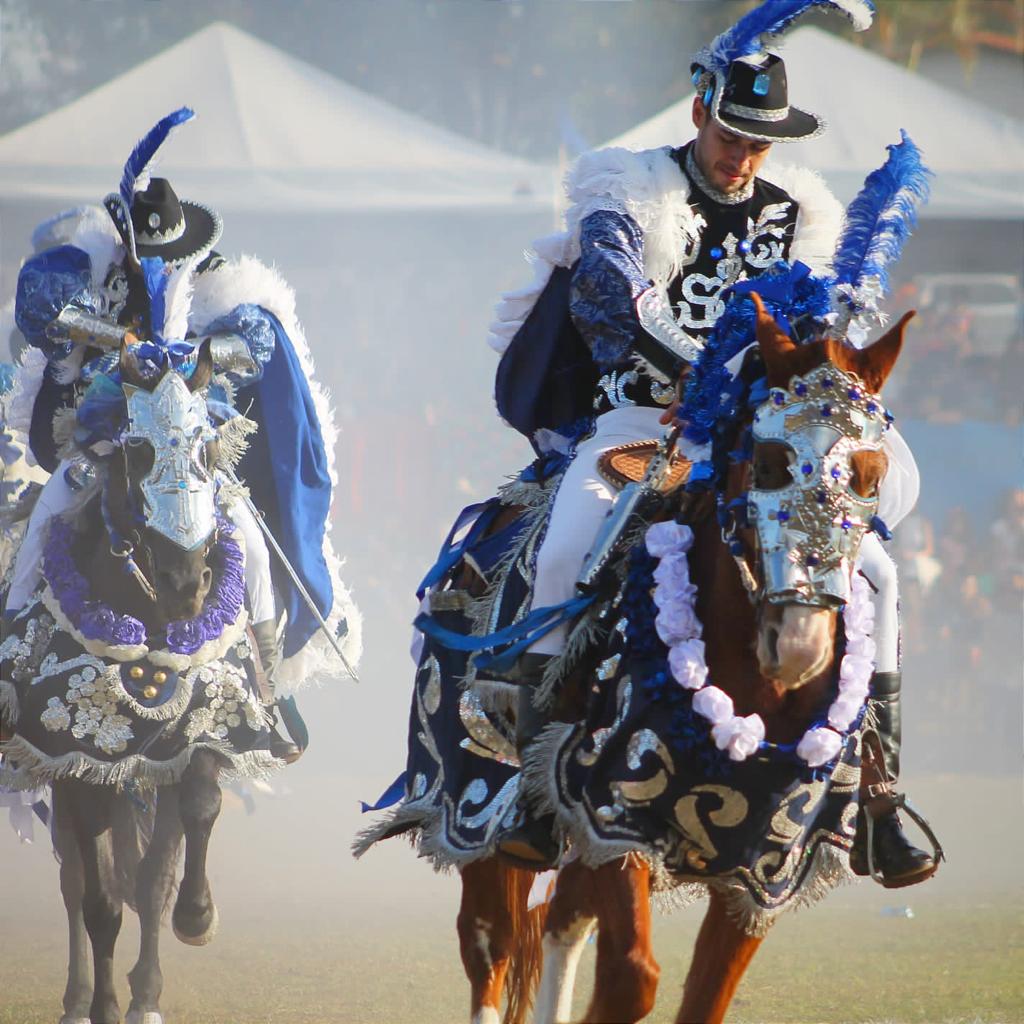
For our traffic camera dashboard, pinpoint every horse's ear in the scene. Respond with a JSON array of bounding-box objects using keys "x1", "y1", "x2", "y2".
[
  {"x1": 845, "y1": 309, "x2": 914, "y2": 393},
  {"x1": 750, "y1": 292, "x2": 797, "y2": 384},
  {"x1": 188, "y1": 339, "x2": 214, "y2": 393}
]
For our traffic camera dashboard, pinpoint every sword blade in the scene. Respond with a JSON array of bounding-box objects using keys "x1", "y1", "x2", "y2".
[{"x1": 224, "y1": 469, "x2": 358, "y2": 683}]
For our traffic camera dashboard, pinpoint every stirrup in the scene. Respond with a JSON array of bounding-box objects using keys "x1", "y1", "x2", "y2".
[{"x1": 864, "y1": 791, "x2": 945, "y2": 887}]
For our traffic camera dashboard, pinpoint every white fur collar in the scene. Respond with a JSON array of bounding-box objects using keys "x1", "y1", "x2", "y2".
[{"x1": 488, "y1": 144, "x2": 843, "y2": 355}]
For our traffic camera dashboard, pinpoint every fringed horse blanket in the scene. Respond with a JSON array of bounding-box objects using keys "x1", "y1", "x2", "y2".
[{"x1": 0, "y1": 520, "x2": 279, "y2": 790}]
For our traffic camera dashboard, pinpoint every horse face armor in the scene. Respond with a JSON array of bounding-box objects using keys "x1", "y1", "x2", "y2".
[
  {"x1": 123, "y1": 372, "x2": 217, "y2": 551},
  {"x1": 747, "y1": 363, "x2": 888, "y2": 607}
]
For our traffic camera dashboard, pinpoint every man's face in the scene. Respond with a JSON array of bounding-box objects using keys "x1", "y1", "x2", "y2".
[{"x1": 691, "y1": 97, "x2": 772, "y2": 194}]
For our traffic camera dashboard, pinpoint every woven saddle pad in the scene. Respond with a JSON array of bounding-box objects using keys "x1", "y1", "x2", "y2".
[{"x1": 597, "y1": 440, "x2": 692, "y2": 493}]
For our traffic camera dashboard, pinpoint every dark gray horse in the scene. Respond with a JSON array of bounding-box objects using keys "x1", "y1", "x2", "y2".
[{"x1": 1, "y1": 343, "x2": 279, "y2": 1024}]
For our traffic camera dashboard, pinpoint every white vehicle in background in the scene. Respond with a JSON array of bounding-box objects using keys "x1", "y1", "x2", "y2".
[{"x1": 913, "y1": 273, "x2": 1022, "y2": 356}]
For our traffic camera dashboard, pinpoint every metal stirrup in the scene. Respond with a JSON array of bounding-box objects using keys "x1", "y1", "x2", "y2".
[{"x1": 864, "y1": 790, "x2": 945, "y2": 885}]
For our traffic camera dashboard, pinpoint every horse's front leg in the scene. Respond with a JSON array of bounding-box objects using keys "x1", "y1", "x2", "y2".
[
  {"x1": 457, "y1": 857, "x2": 521, "y2": 1024},
  {"x1": 126, "y1": 787, "x2": 184, "y2": 1024},
  {"x1": 172, "y1": 749, "x2": 221, "y2": 945},
  {"x1": 51, "y1": 786, "x2": 92, "y2": 1024},
  {"x1": 532, "y1": 857, "x2": 597, "y2": 1024},
  {"x1": 62, "y1": 780, "x2": 122, "y2": 1024},
  {"x1": 675, "y1": 888, "x2": 764, "y2": 1024},
  {"x1": 581, "y1": 856, "x2": 659, "y2": 1024}
]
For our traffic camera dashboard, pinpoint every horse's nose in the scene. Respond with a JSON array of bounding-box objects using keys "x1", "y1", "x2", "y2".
[{"x1": 757, "y1": 604, "x2": 834, "y2": 689}]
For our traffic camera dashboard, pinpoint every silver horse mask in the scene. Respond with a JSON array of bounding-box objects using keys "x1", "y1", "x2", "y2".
[
  {"x1": 747, "y1": 362, "x2": 888, "y2": 607},
  {"x1": 123, "y1": 371, "x2": 217, "y2": 551}
]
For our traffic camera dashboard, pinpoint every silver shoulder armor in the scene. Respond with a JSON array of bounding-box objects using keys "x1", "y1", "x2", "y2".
[
  {"x1": 45, "y1": 306, "x2": 127, "y2": 350},
  {"x1": 207, "y1": 333, "x2": 259, "y2": 378},
  {"x1": 636, "y1": 287, "x2": 705, "y2": 366}
]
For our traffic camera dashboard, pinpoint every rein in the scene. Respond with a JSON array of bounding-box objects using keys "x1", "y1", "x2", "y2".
[{"x1": 100, "y1": 453, "x2": 158, "y2": 605}]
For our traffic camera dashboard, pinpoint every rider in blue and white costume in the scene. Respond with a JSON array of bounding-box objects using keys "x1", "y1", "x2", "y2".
[
  {"x1": 3, "y1": 109, "x2": 360, "y2": 757},
  {"x1": 491, "y1": 0, "x2": 933, "y2": 884}
]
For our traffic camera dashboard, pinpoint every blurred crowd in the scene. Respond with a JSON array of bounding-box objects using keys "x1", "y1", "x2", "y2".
[
  {"x1": 896, "y1": 487, "x2": 1023, "y2": 772},
  {"x1": 886, "y1": 279, "x2": 1023, "y2": 425}
]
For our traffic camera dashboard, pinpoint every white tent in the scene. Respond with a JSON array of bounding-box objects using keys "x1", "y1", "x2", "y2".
[
  {"x1": 0, "y1": 21, "x2": 554, "y2": 212},
  {"x1": 605, "y1": 26, "x2": 1024, "y2": 220}
]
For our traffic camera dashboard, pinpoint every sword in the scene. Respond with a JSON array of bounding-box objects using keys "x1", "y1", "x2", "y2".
[{"x1": 223, "y1": 467, "x2": 359, "y2": 683}]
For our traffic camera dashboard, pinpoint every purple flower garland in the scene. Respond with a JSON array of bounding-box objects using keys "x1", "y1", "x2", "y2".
[{"x1": 43, "y1": 514, "x2": 245, "y2": 656}]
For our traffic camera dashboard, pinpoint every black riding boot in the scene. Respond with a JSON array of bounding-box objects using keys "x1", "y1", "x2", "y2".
[
  {"x1": 496, "y1": 654, "x2": 561, "y2": 869},
  {"x1": 251, "y1": 619, "x2": 302, "y2": 765},
  {"x1": 850, "y1": 671, "x2": 939, "y2": 887}
]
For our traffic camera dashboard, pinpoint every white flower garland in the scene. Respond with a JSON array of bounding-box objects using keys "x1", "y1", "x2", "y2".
[{"x1": 644, "y1": 520, "x2": 875, "y2": 768}]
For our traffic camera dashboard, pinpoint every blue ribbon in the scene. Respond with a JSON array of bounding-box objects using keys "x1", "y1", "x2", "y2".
[
  {"x1": 135, "y1": 339, "x2": 195, "y2": 369},
  {"x1": 869, "y1": 515, "x2": 892, "y2": 541},
  {"x1": 416, "y1": 500, "x2": 497, "y2": 599},
  {"x1": 414, "y1": 592, "x2": 595, "y2": 669},
  {"x1": 726, "y1": 260, "x2": 813, "y2": 337},
  {"x1": 360, "y1": 771, "x2": 408, "y2": 813}
]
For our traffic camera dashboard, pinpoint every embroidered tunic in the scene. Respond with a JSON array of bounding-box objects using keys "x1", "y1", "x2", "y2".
[{"x1": 573, "y1": 143, "x2": 799, "y2": 415}]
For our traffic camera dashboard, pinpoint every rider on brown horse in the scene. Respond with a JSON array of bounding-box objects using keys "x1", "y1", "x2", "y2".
[{"x1": 489, "y1": 3, "x2": 935, "y2": 888}]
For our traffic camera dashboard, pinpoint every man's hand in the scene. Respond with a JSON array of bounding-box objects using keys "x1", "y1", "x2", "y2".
[{"x1": 659, "y1": 400, "x2": 679, "y2": 426}]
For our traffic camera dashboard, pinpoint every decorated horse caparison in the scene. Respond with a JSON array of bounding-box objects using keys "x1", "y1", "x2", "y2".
[
  {"x1": 1, "y1": 342, "x2": 283, "y2": 1024},
  {"x1": 357, "y1": 132, "x2": 941, "y2": 1023}
]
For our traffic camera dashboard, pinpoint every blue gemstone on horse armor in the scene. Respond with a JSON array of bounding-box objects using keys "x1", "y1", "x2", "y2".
[
  {"x1": 831, "y1": 465, "x2": 841, "y2": 480},
  {"x1": 866, "y1": 401, "x2": 877, "y2": 413},
  {"x1": 178, "y1": 480, "x2": 187, "y2": 489},
  {"x1": 822, "y1": 377, "x2": 833, "y2": 388},
  {"x1": 753, "y1": 72, "x2": 770, "y2": 96},
  {"x1": 841, "y1": 519, "x2": 852, "y2": 531},
  {"x1": 777, "y1": 510, "x2": 790, "y2": 522},
  {"x1": 738, "y1": 239, "x2": 751, "y2": 253},
  {"x1": 794, "y1": 383, "x2": 807, "y2": 396},
  {"x1": 773, "y1": 392, "x2": 785, "y2": 405},
  {"x1": 817, "y1": 491, "x2": 827, "y2": 503},
  {"x1": 822, "y1": 404, "x2": 832, "y2": 416},
  {"x1": 710, "y1": 246, "x2": 723, "y2": 259},
  {"x1": 806, "y1": 554, "x2": 819, "y2": 566},
  {"x1": 848, "y1": 388, "x2": 860, "y2": 400},
  {"x1": 802, "y1": 463, "x2": 813, "y2": 475}
]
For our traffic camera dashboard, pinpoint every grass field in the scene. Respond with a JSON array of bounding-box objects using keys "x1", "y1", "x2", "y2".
[{"x1": 2, "y1": 773, "x2": 1020, "y2": 1023}]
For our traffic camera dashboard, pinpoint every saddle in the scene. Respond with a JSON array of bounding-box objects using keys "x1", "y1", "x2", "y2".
[{"x1": 597, "y1": 439, "x2": 692, "y2": 494}]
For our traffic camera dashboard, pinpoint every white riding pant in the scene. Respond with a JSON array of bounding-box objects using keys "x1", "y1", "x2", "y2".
[
  {"x1": 527, "y1": 406, "x2": 666, "y2": 655},
  {"x1": 526, "y1": 406, "x2": 907, "y2": 671},
  {"x1": 5, "y1": 459, "x2": 276, "y2": 625}
]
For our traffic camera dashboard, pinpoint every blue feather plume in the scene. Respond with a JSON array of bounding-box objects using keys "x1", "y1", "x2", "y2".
[
  {"x1": 696, "y1": 0, "x2": 874, "y2": 73},
  {"x1": 141, "y1": 257, "x2": 169, "y2": 343},
  {"x1": 833, "y1": 129, "x2": 932, "y2": 299},
  {"x1": 118, "y1": 107, "x2": 194, "y2": 207}
]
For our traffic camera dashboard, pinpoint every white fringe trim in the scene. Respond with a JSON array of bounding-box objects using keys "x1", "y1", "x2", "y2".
[
  {"x1": 486, "y1": 145, "x2": 843, "y2": 361},
  {"x1": 521, "y1": 721, "x2": 855, "y2": 937},
  {"x1": 0, "y1": 733, "x2": 281, "y2": 792},
  {"x1": 352, "y1": 796, "x2": 504, "y2": 873},
  {"x1": 189, "y1": 256, "x2": 362, "y2": 685},
  {"x1": 0, "y1": 680, "x2": 20, "y2": 726}
]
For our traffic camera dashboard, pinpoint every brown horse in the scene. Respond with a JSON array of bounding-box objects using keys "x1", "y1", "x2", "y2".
[
  {"x1": 1, "y1": 342, "x2": 277, "y2": 1024},
  {"x1": 460, "y1": 295, "x2": 914, "y2": 1024}
]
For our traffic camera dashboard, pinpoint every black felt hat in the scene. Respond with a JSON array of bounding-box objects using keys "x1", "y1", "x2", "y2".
[
  {"x1": 130, "y1": 178, "x2": 221, "y2": 265},
  {"x1": 103, "y1": 177, "x2": 222, "y2": 269},
  {"x1": 693, "y1": 53, "x2": 824, "y2": 143}
]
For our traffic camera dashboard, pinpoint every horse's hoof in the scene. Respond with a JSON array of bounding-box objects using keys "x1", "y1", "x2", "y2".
[
  {"x1": 126, "y1": 1011, "x2": 164, "y2": 1024},
  {"x1": 173, "y1": 901, "x2": 219, "y2": 946},
  {"x1": 58, "y1": 1017, "x2": 92, "y2": 1024}
]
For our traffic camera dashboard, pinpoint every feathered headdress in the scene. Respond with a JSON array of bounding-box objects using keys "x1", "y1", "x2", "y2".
[
  {"x1": 103, "y1": 107, "x2": 195, "y2": 266},
  {"x1": 693, "y1": 0, "x2": 875, "y2": 77},
  {"x1": 829, "y1": 129, "x2": 932, "y2": 346},
  {"x1": 690, "y1": 1, "x2": 874, "y2": 143}
]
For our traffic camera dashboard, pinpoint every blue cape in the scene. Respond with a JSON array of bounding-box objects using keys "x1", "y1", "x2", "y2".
[{"x1": 238, "y1": 310, "x2": 333, "y2": 658}]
